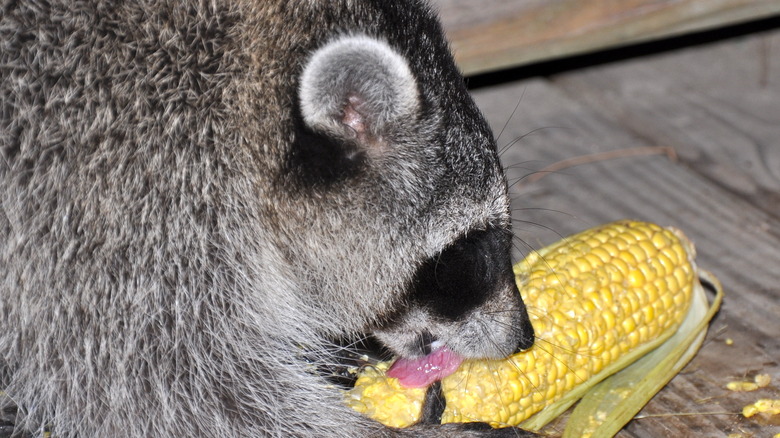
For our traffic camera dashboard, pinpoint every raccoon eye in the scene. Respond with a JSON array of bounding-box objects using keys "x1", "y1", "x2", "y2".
[{"x1": 298, "y1": 34, "x2": 420, "y2": 152}]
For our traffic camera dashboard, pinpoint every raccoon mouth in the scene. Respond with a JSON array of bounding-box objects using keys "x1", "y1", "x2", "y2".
[{"x1": 386, "y1": 343, "x2": 464, "y2": 388}]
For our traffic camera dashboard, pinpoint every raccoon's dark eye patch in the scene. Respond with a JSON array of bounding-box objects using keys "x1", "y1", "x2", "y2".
[{"x1": 410, "y1": 226, "x2": 514, "y2": 320}]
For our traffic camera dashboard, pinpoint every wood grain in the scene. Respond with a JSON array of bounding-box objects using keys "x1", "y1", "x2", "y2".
[
  {"x1": 431, "y1": 0, "x2": 780, "y2": 75},
  {"x1": 470, "y1": 26, "x2": 780, "y2": 436},
  {"x1": 550, "y1": 27, "x2": 780, "y2": 217}
]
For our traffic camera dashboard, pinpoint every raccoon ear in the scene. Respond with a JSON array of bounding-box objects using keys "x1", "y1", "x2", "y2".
[{"x1": 298, "y1": 34, "x2": 420, "y2": 147}]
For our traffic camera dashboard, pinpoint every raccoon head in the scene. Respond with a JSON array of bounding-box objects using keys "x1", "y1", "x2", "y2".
[{"x1": 292, "y1": 33, "x2": 533, "y2": 362}]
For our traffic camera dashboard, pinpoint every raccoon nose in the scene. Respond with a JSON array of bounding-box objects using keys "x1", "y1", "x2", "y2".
[
  {"x1": 512, "y1": 326, "x2": 535, "y2": 354},
  {"x1": 511, "y1": 278, "x2": 536, "y2": 354}
]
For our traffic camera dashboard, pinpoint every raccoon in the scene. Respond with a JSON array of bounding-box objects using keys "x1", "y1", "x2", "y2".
[{"x1": 1, "y1": 0, "x2": 534, "y2": 436}]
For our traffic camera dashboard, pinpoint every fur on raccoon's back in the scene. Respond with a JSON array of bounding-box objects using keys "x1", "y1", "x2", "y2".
[{"x1": 1, "y1": 0, "x2": 533, "y2": 436}]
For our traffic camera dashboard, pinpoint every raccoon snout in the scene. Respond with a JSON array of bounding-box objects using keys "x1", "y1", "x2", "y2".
[{"x1": 375, "y1": 226, "x2": 534, "y2": 360}]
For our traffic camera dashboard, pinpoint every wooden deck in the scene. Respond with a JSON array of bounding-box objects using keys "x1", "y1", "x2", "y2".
[
  {"x1": 453, "y1": 8, "x2": 780, "y2": 438},
  {"x1": 431, "y1": 0, "x2": 780, "y2": 76}
]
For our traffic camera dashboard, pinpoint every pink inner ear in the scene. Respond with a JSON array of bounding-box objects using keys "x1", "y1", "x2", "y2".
[{"x1": 342, "y1": 94, "x2": 368, "y2": 135}]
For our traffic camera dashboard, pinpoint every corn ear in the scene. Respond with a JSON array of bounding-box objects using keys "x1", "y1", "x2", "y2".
[
  {"x1": 560, "y1": 268, "x2": 722, "y2": 437},
  {"x1": 346, "y1": 220, "x2": 714, "y2": 430}
]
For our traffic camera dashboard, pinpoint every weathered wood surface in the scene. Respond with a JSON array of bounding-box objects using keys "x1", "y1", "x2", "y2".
[
  {"x1": 472, "y1": 22, "x2": 780, "y2": 437},
  {"x1": 432, "y1": 0, "x2": 780, "y2": 75}
]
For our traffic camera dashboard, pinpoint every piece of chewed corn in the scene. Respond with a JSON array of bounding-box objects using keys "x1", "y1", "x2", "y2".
[
  {"x1": 726, "y1": 374, "x2": 771, "y2": 392},
  {"x1": 346, "y1": 220, "x2": 697, "y2": 428},
  {"x1": 742, "y1": 399, "x2": 780, "y2": 418}
]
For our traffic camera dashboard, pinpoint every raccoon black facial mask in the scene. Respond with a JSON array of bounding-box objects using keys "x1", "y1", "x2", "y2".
[{"x1": 375, "y1": 226, "x2": 534, "y2": 365}]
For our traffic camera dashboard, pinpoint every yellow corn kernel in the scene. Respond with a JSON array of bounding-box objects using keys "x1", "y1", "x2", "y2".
[
  {"x1": 727, "y1": 381, "x2": 759, "y2": 392},
  {"x1": 742, "y1": 399, "x2": 780, "y2": 418},
  {"x1": 345, "y1": 220, "x2": 696, "y2": 428},
  {"x1": 754, "y1": 374, "x2": 772, "y2": 388},
  {"x1": 727, "y1": 373, "x2": 772, "y2": 392}
]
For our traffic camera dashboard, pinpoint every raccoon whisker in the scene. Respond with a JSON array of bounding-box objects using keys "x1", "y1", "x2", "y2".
[
  {"x1": 498, "y1": 126, "x2": 564, "y2": 157},
  {"x1": 494, "y1": 88, "x2": 526, "y2": 146},
  {"x1": 474, "y1": 319, "x2": 518, "y2": 359},
  {"x1": 478, "y1": 308, "x2": 520, "y2": 316},
  {"x1": 300, "y1": 338, "x2": 365, "y2": 360},
  {"x1": 479, "y1": 308, "x2": 545, "y2": 322},
  {"x1": 510, "y1": 206, "x2": 577, "y2": 218},
  {"x1": 510, "y1": 236, "x2": 567, "y2": 290},
  {"x1": 511, "y1": 219, "x2": 567, "y2": 240},
  {"x1": 495, "y1": 349, "x2": 543, "y2": 402},
  {"x1": 532, "y1": 333, "x2": 586, "y2": 360},
  {"x1": 506, "y1": 167, "x2": 567, "y2": 192},
  {"x1": 510, "y1": 234, "x2": 540, "y2": 262},
  {"x1": 505, "y1": 169, "x2": 543, "y2": 188},
  {"x1": 502, "y1": 159, "x2": 545, "y2": 171},
  {"x1": 523, "y1": 306, "x2": 548, "y2": 319},
  {"x1": 532, "y1": 338, "x2": 589, "y2": 388}
]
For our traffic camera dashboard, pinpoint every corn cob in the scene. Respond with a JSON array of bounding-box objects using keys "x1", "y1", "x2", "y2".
[{"x1": 345, "y1": 220, "x2": 696, "y2": 428}]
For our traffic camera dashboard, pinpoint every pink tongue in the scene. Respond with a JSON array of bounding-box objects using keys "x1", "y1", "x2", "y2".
[{"x1": 386, "y1": 346, "x2": 464, "y2": 388}]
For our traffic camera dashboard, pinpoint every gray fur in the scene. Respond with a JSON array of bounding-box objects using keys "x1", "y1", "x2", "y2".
[
  {"x1": 299, "y1": 34, "x2": 419, "y2": 143},
  {"x1": 1, "y1": 0, "x2": 533, "y2": 437}
]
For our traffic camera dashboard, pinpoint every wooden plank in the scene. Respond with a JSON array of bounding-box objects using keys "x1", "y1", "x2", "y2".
[
  {"x1": 549, "y1": 24, "x2": 780, "y2": 218},
  {"x1": 431, "y1": 0, "x2": 780, "y2": 75},
  {"x1": 469, "y1": 35, "x2": 780, "y2": 435}
]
